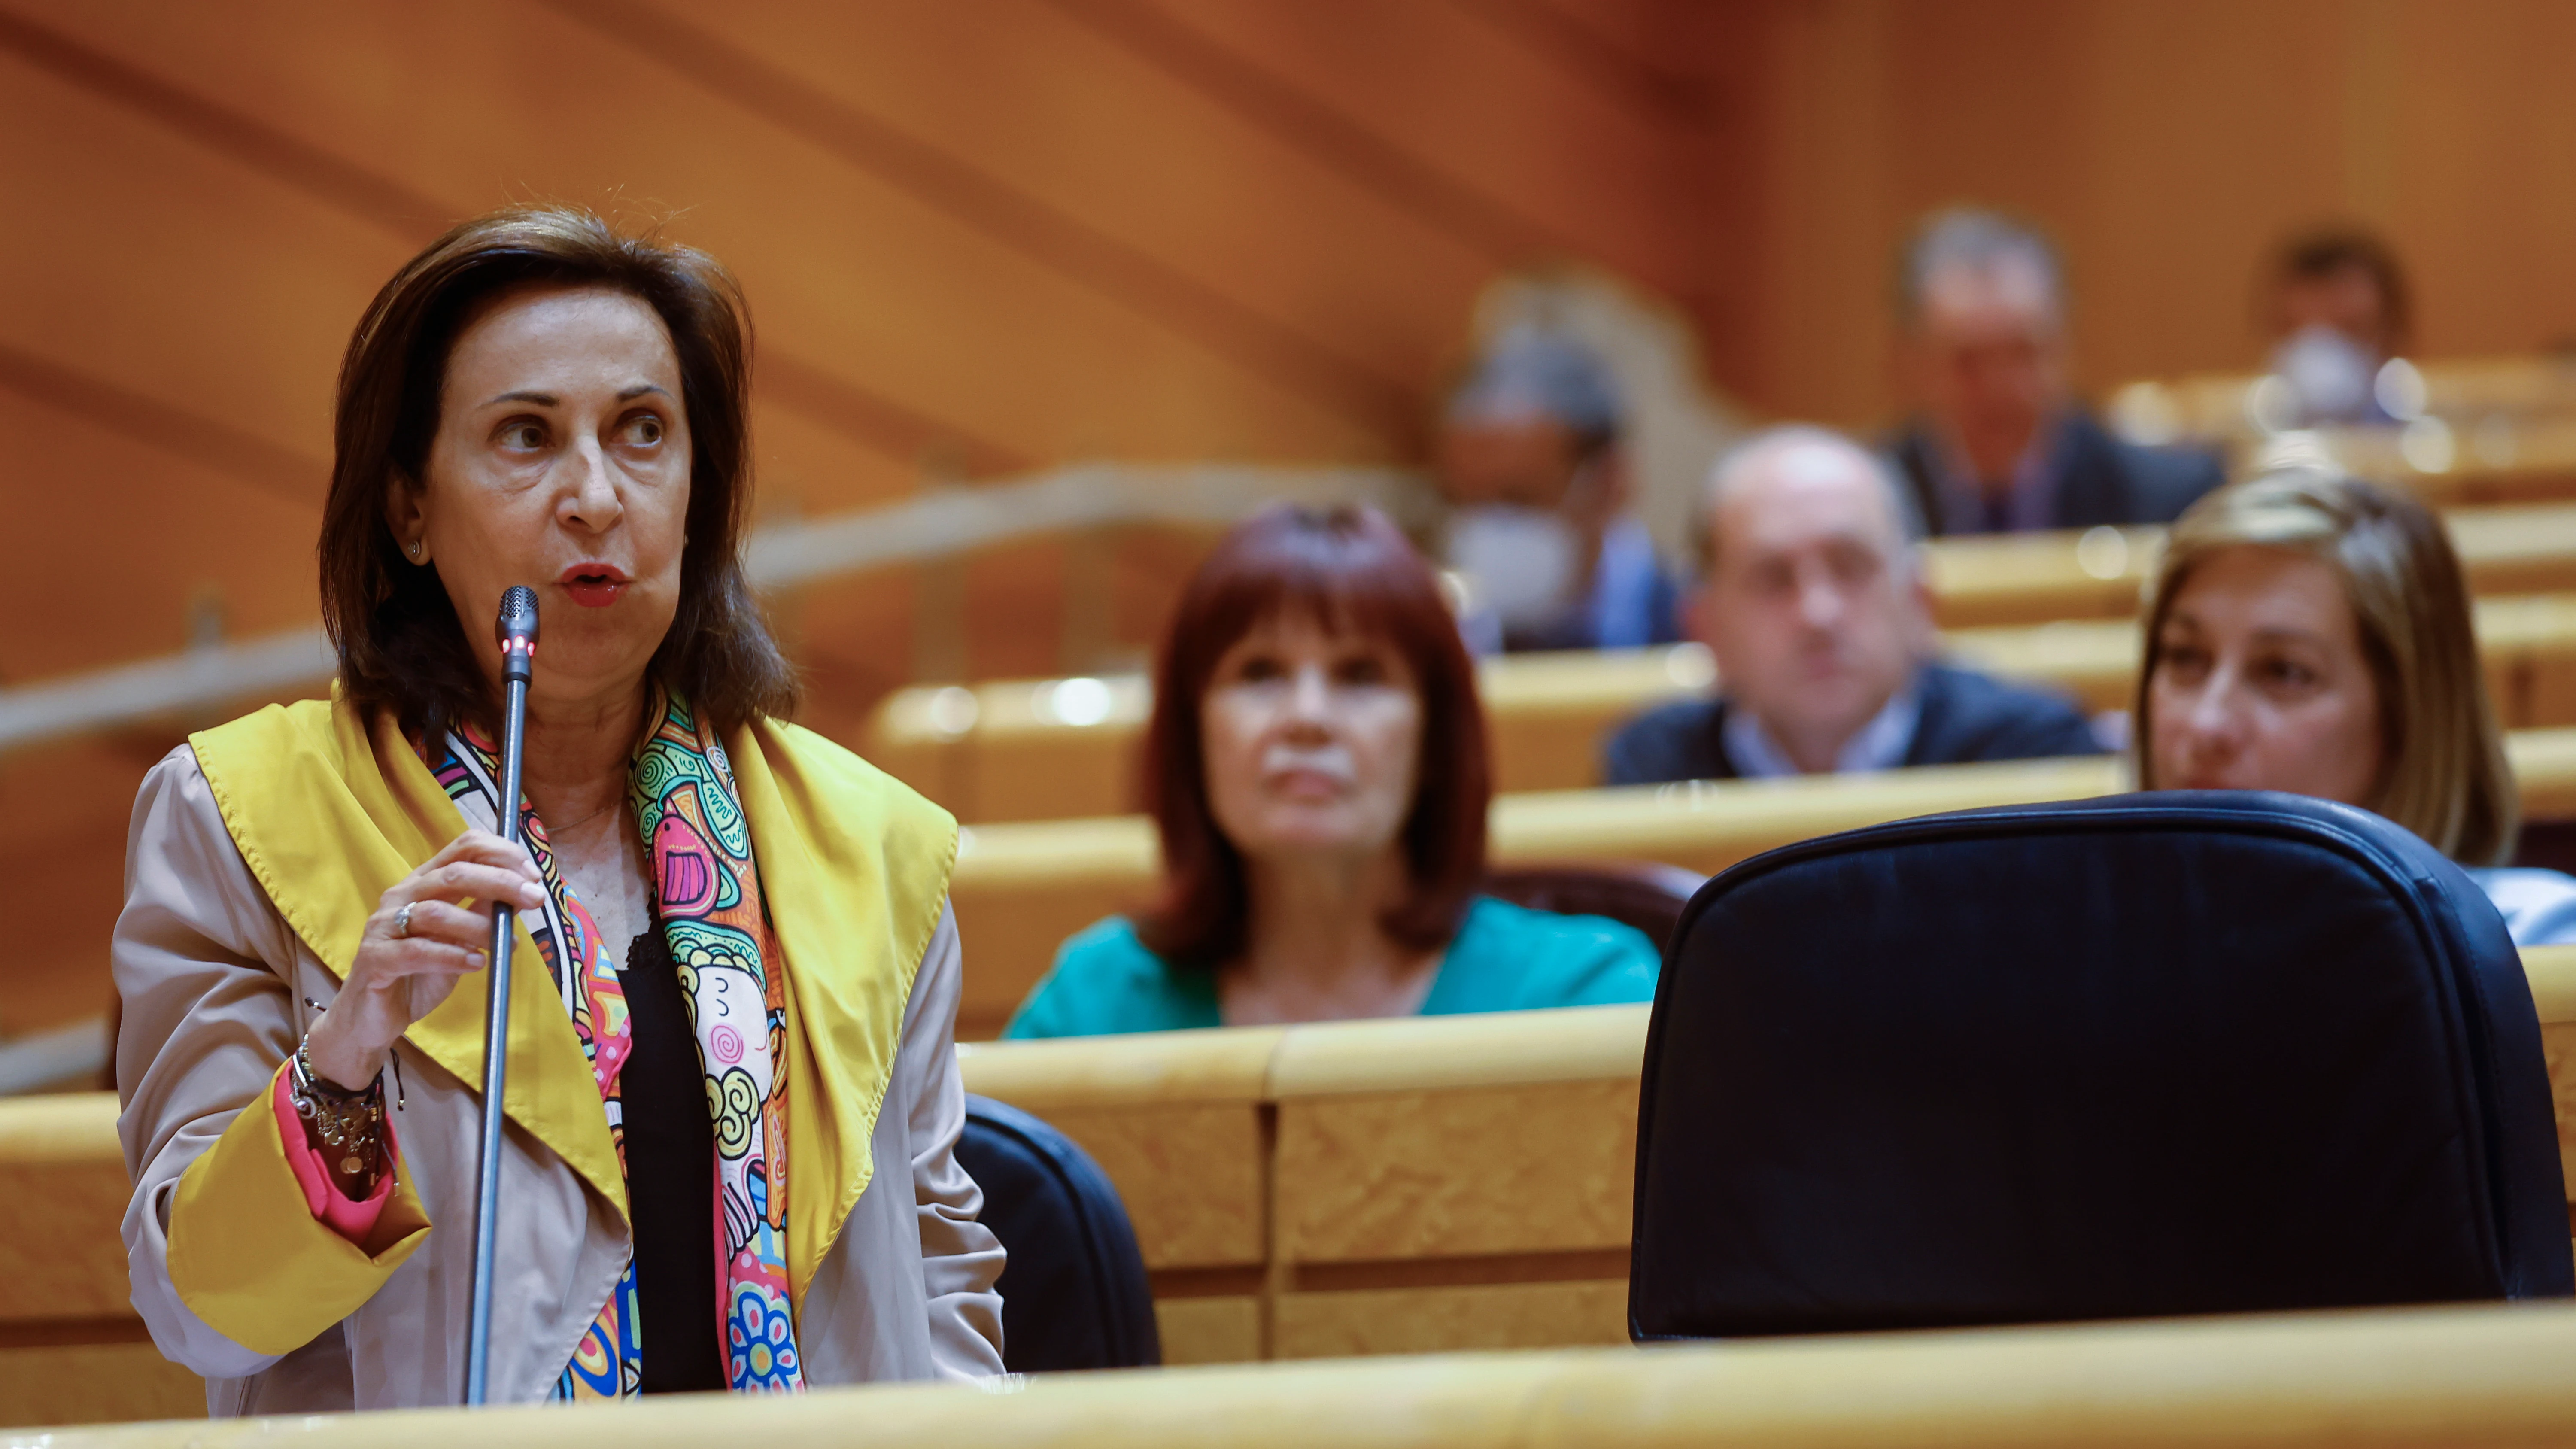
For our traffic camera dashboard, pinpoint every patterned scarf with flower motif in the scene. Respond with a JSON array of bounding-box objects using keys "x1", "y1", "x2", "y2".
[{"x1": 430, "y1": 685, "x2": 805, "y2": 1397}]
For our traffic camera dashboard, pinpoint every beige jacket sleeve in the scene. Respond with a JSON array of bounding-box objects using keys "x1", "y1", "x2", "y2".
[
  {"x1": 798, "y1": 901, "x2": 1007, "y2": 1383},
  {"x1": 113, "y1": 744, "x2": 385, "y2": 1385},
  {"x1": 907, "y1": 904, "x2": 1009, "y2": 1376}
]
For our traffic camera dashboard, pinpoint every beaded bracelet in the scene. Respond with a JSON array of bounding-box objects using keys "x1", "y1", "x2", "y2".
[{"x1": 290, "y1": 1036, "x2": 386, "y2": 1188}]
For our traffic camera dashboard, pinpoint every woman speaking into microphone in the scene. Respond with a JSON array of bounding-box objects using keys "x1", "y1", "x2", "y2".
[{"x1": 112, "y1": 207, "x2": 1003, "y2": 1409}]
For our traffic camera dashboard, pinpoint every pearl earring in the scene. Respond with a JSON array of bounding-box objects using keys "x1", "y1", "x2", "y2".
[{"x1": 408, "y1": 541, "x2": 422, "y2": 560}]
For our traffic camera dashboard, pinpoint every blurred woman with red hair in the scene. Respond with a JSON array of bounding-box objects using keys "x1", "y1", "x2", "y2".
[{"x1": 1005, "y1": 504, "x2": 1659, "y2": 1038}]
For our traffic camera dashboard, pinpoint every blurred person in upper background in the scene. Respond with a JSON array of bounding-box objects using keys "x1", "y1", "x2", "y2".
[
  {"x1": 1434, "y1": 325, "x2": 1683, "y2": 654},
  {"x1": 1886, "y1": 207, "x2": 2223, "y2": 536},
  {"x1": 1602, "y1": 426, "x2": 2103, "y2": 786},
  {"x1": 2136, "y1": 468, "x2": 2576, "y2": 945},
  {"x1": 2259, "y1": 225, "x2": 2414, "y2": 425},
  {"x1": 1006, "y1": 505, "x2": 1659, "y2": 1039}
]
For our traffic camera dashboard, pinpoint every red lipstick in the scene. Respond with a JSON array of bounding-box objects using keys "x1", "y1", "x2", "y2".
[{"x1": 557, "y1": 562, "x2": 631, "y2": 608}]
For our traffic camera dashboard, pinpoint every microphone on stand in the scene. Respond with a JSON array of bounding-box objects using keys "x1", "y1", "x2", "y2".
[{"x1": 465, "y1": 585, "x2": 537, "y2": 1406}]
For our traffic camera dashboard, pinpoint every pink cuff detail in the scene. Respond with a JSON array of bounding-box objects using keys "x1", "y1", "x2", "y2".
[{"x1": 271, "y1": 1068, "x2": 398, "y2": 1242}]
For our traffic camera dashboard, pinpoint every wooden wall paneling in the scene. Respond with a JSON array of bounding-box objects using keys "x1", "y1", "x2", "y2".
[
  {"x1": 2380, "y1": 3, "x2": 2576, "y2": 363},
  {"x1": 0, "y1": 391, "x2": 319, "y2": 683},
  {"x1": 0, "y1": 41, "x2": 398, "y2": 479},
  {"x1": 959, "y1": 538, "x2": 1078, "y2": 687},
  {"x1": 3, "y1": 0, "x2": 1385, "y2": 476},
  {"x1": 747, "y1": 401, "x2": 935, "y2": 532},
  {"x1": 1107, "y1": 526, "x2": 1224, "y2": 666},
  {"x1": 669, "y1": 0, "x2": 1502, "y2": 429},
  {"x1": 2072, "y1": 0, "x2": 2353, "y2": 390},
  {"x1": 0, "y1": 383, "x2": 326, "y2": 1036},
  {"x1": 1133, "y1": 0, "x2": 1703, "y2": 301},
  {"x1": 1741, "y1": 0, "x2": 1894, "y2": 428},
  {"x1": 0, "y1": 751, "x2": 151, "y2": 1034}
]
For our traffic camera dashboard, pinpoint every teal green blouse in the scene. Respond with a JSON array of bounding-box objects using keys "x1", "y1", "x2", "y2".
[{"x1": 1001, "y1": 896, "x2": 1662, "y2": 1039}]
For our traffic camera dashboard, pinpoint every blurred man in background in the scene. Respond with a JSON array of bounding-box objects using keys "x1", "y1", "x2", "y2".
[
  {"x1": 1886, "y1": 208, "x2": 2221, "y2": 536},
  {"x1": 2260, "y1": 225, "x2": 2414, "y2": 425},
  {"x1": 1601, "y1": 426, "x2": 2102, "y2": 784},
  {"x1": 1435, "y1": 326, "x2": 1682, "y2": 653}
]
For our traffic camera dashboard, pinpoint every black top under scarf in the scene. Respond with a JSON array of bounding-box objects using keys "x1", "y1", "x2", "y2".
[{"x1": 621, "y1": 923, "x2": 726, "y2": 1394}]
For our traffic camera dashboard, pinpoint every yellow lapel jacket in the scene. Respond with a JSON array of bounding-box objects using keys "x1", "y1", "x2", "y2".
[{"x1": 112, "y1": 695, "x2": 1002, "y2": 1410}]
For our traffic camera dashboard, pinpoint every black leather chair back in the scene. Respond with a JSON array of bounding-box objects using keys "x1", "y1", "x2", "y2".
[
  {"x1": 1631, "y1": 791, "x2": 2573, "y2": 1341},
  {"x1": 957, "y1": 1095, "x2": 1161, "y2": 1370}
]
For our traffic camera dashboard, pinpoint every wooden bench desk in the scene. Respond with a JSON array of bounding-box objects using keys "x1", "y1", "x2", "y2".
[
  {"x1": 965, "y1": 945, "x2": 2576, "y2": 1368},
  {"x1": 957, "y1": 1024, "x2": 1277, "y2": 1364},
  {"x1": 945, "y1": 731, "x2": 2576, "y2": 1036},
  {"x1": 0, "y1": 1094, "x2": 201, "y2": 1424},
  {"x1": 945, "y1": 755, "x2": 2123, "y2": 1036},
  {"x1": 26, "y1": 1302, "x2": 2576, "y2": 1444},
  {"x1": 6, "y1": 949, "x2": 2576, "y2": 1425},
  {"x1": 871, "y1": 590, "x2": 2576, "y2": 823},
  {"x1": 1926, "y1": 501, "x2": 2576, "y2": 629}
]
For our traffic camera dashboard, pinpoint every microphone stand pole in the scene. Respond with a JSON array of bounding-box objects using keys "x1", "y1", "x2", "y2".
[{"x1": 465, "y1": 587, "x2": 537, "y2": 1405}]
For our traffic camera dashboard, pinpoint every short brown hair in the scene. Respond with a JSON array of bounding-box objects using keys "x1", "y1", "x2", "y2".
[
  {"x1": 2266, "y1": 224, "x2": 2412, "y2": 352},
  {"x1": 1135, "y1": 505, "x2": 1490, "y2": 966},
  {"x1": 2134, "y1": 469, "x2": 2513, "y2": 863},
  {"x1": 318, "y1": 205, "x2": 795, "y2": 743}
]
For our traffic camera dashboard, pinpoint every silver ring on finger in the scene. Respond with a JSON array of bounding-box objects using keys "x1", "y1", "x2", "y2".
[{"x1": 394, "y1": 902, "x2": 413, "y2": 939}]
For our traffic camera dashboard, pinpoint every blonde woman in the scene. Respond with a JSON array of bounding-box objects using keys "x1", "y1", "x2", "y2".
[{"x1": 2134, "y1": 467, "x2": 2576, "y2": 945}]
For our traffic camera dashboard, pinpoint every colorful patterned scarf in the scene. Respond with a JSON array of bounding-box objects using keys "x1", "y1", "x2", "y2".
[{"x1": 430, "y1": 686, "x2": 804, "y2": 1397}]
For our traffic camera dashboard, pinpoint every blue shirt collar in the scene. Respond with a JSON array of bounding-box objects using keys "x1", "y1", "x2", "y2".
[{"x1": 1721, "y1": 670, "x2": 1925, "y2": 778}]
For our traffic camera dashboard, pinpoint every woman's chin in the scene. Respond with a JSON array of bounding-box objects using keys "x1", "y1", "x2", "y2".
[{"x1": 1236, "y1": 820, "x2": 1385, "y2": 860}]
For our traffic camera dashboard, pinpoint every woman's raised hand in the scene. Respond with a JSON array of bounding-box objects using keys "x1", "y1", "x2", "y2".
[{"x1": 302, "y1": 829, "x2": 546, "y2": 1091}]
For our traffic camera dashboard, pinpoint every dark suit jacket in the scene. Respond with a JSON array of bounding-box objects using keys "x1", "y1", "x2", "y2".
[
  {"x1": 1888, "y1": 410, "x2": 2223, "y2": 537},
  {"x1": 1599, "y1": 661, "x2": 2106, "y2": 787}
]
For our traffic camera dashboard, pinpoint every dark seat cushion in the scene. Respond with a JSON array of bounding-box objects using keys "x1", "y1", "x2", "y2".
[
  {"x1": 1485, "y1": 861, "x2": 1705, "y2": 951},
  {"x1": 1631, "y1": 790, "x2": 2573, "y2": 1340},
  {"x1": 957, "y1": 1094, "x2": 1160, "y2": 1370}
]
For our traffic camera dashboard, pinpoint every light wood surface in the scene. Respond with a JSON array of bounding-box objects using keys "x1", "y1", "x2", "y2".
[
  {"x1": 947, "y1": 739, "x2": 2576, "y2": 1038},
  {"x1": 0, "y1": 1346, "x2": 197, "y2": 1428},
  {"x1": 961, "y1": 948, "x2": 2576, "y2": 1368},
  {"x1": 23, "y1": 1303, "x2": 2576, "y2": 1443},
  {"x1": 957, "y1": 1027, "x2": 1276, "y2": 1274},
  {"x1": 3, "y1": 951, "x2": 2573, "y2": 1422},
  {"x1": 944, "y1": 754, "x2": 2122, "y2": 1036},
  {"x1": 1925, "y1": 504, "x2": 2576, "y2": 629},
  {"x1": 873, "y1": 586, "x2": 2576, "y2": 821}
]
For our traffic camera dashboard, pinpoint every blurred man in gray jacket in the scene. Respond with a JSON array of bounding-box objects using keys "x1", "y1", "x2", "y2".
[{"x1": 1885, "y1": 208, "x2": 2221, "y2": 537}]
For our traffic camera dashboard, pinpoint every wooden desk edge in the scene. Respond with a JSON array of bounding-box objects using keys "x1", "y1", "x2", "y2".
[
  {"x1": 1264, "y1": 1005, "x2": 1649, "y2": 1099},
  {"x1": 25, "y1": 1301, "x2": 2576, "y2": 1446},
  {"x1": 958, "y1": 1027, "x2": 1284, "y2": 1108}
]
